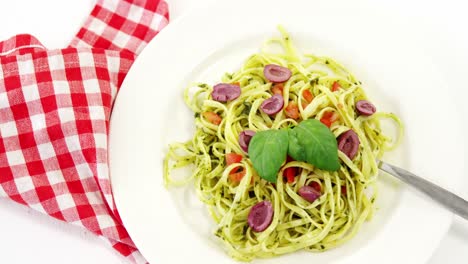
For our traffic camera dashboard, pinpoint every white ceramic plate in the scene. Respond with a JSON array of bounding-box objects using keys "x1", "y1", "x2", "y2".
[{"x1": 109, "y1": 0, "x2": 464, "y2": 263}]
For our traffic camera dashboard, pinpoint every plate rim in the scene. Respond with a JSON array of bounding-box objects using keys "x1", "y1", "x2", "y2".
[{"x1": 108, "y1": 0, "x2": 463, "y2": 263}]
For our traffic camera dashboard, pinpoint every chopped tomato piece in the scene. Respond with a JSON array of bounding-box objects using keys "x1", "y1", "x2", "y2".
[
  {"x1": 203, "y1": 112, "x2": 222, "y2": 125},
  {"x1": 283, "y1": 167, "x2": 297, "y2": 183},
  {"x1": 323, "y1": 111, "x2": 339, "y2": 122},
  {"x1": 322, "y1": 111, "x2": 334, "y2": 120},
  {"x1": 229, "y1": 170, "x2": 246, "y2": 182},
  {"x1": 332, "y1": 81, "x2": 341, "y2": 92},
  {"x1": 320, "y1": 111, "x2": 339, "y2": 128},
  {"x1": 271, "y1": 83, "x2": 284, "y2": 95},
  {"x1": 302, "y1": 90, "x2": 314, "y2": 103},
  {"x1": 285, "y1": 102, "x2": 299, "y2": 119},
  {"x1": 341, "y1": 186, "x2": 347, "y2": 195},
  {"x1": 226, "y1": 153, "x2": 243, "y2": 165},
  {"x1": 309, "y1": 181, "x2": 321, "y2": 193},
  {"x1": 320, "y1": 117, "x2": 332, "y2": 128},
  {"x1": 226, "y1": 153, "x2": 243, "y2": 174}
]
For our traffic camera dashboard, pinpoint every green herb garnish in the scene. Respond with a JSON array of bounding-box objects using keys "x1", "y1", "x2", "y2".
[
  {"x1": 248, "y1": 119, "x2": 339, "y2": 183},
  {"x1": 288, "y1": 119, "x2": 340, "y2": 171},
  {"x1": 248, "y1": 129, "x2": 289, "y2": 183}
]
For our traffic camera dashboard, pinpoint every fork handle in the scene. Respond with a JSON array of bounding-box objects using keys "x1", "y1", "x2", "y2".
[{"x1": 379, "y1": 160, "x2": 468, "y2": 220}]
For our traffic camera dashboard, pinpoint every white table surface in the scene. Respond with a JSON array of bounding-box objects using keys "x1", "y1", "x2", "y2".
[{"x1": 0, "y1": 0, "x2": 466, "y2": 263}]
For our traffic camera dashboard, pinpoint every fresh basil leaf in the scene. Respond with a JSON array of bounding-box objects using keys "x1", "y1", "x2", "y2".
[
  {"x1": 248, "y1": 129, "x2": 289, "y2": 183},
  {"x1": 290, "y1": 119, "x2": 340, "y2": 171},
  {"x1": 288, "y1": 129, "x2": 305, "y2": 161}
]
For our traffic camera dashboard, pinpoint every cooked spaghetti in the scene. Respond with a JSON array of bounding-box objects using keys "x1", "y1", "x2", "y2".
[{"x1": 163, "y1": 27, "x2": 402, "y2": 261}]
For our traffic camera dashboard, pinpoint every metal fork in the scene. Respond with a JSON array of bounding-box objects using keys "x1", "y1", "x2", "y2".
[{"x1": 378, "y1": 160, "x2": 468, "y2": 220}]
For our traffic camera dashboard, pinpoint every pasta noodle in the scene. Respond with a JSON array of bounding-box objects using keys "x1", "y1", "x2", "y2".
[{"x1": 163, "y1": 26, "x2": 403, "y2": 261}]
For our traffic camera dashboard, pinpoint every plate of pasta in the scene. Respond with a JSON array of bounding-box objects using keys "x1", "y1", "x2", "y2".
[{"x1": 108, "y1": 0, "x2": 464, "y2": 263}]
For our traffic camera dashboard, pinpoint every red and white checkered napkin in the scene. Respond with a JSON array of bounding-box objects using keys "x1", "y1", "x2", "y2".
[{"x1": 0, "y1": 0, "x2": 169, "y2": 262}]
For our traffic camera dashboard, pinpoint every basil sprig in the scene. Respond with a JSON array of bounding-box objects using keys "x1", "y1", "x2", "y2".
[
  {"x1": 248, "y1": 119, "x2": 340, "y2": 183},
  {"x1": 248, "y1": 129, "x2": 289, "y2": 183}
]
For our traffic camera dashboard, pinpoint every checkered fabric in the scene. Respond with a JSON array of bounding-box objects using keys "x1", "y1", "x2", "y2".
[{"x1": 0, "y1": 0, "x2": 169, "y2": 263}]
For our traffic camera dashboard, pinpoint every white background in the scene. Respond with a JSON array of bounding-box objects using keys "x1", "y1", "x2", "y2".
[{"x1": 0, "y1": 0, "x2": 466, "y2": 263}]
